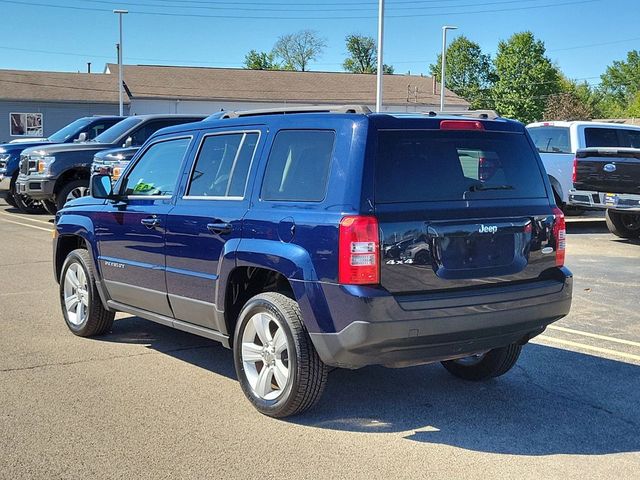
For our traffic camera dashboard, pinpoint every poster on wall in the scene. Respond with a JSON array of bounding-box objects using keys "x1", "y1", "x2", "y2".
[{"x1": 10, "y1": 112, "x2": 43, "y2": 137}]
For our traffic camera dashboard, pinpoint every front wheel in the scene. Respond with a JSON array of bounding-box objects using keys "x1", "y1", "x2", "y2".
[
  {"x1": 605, "y1": 210, "x2": 640, "y2": 239},
  {"x1": 56, "y1": 179, "x2": 89, "y2": 211},
  {"x1": 233, "y1": 292, "x2": 328, "y2": 418},
  {"x1": 60, "y1": 249, "x2": 114, "y2": 337},
  {"x1": 13, "y1": 191, "x2": 46, "y2": 214},
  {"x1": 441, "y1": 343, "x2": 522, "y2": 381}
]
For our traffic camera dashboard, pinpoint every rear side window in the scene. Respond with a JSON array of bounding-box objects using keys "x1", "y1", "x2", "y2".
[
  {"x1": 188, "y1": 132, "x2": 259, "y2": 198},
  {"x1": 527, "y1": 126, "x2": 571, "y2": 153},
  {"x1": 375, "y1": 130, "x2": 547, "y2": 203},
  {"x1": 584, "y1": 127, "x2": 620, "y2": 148},
  {"x1": 619, "y1": 129, "x2": 640, "y2": 148},
  {"x1": 261, "y1": 130, "x2": 335, "y2": 202}
]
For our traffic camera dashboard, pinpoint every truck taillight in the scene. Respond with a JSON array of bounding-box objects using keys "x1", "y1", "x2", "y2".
[
  {"x1": 571, "y1": 157, "x2": 578, "y2": 184},
  {"x1": 552, "y1": 206, "x2": 566, "y2": 267},
  {"x1": 338, "y1": 216, "x2": 380, "y2": 285}
]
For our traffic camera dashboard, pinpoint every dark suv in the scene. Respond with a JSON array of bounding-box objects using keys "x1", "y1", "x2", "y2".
[
  {"x1": 53, "y1": 107, "x2": 572, "y2": 418},
  {"x1": 17, "y1": 114, "x2": 205, "y2": 213}
]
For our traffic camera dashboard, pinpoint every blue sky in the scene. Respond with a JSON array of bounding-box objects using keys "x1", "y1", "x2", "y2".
[{"x1": 0, "y1": 0, "x2": 638, "y2": 87}]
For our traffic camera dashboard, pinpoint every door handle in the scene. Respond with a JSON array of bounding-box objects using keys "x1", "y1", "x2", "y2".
[
  {"x1": 207, "y1": 222, "x2": 232, "y2": 235},
  {"x1": 141, "y1": 216, "x2": 161, "y2": 229}
]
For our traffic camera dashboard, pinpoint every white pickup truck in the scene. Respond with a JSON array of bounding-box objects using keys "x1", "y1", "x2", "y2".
[{"x1": 526, "y1": 121, "x2": 640, "y2": 209}]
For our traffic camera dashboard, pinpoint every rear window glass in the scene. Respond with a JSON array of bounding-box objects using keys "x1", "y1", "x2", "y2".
[
  {"x1": 261, "y1": 130, "x2": 335, "y2": 202},
  {"x1": 527, "y1": 126, "x2": 571, "y2": 153},
  {"x1": 375, "y1": 130, "x2": 547, "y2": 203},
  {"x1": 584, "y1": 127, "x2": 620, "y2": 148}
]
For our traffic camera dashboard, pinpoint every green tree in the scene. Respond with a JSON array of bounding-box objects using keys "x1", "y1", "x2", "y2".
[
  {"x1": 243, "y1": 50, "x2": 280, "y2": 70},
  {"x1": 273, "y1": 30, "x2": 326, "y2": 72},
  {"x1": 343, "y1": 34, "x2": 394, "y2": 74},
  {"x1": 428, "y1": 35, "x2": 495, "y2": 109},
  {"x1": 544, "y1": 77, "x2": 603, "y2": 120},
  {"x1": 492, "y1": 32, "x2": 562, "y2": 123},
  {"x1": 600, "y1": 50, "x2": 640, "y2": 114}
]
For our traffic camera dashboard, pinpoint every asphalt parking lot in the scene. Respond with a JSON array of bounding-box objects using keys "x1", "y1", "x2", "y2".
[{"x1": 0, "y1": 201, "x2": 639, "y2": 479}]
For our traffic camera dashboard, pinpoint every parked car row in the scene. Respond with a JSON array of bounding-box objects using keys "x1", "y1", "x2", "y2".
[
  {"x1": 0, "y1": 114, "x2": 205, "y2": 213},
  {"x1": 526, "y1": 120, "x2": 640, "y2": 238}
]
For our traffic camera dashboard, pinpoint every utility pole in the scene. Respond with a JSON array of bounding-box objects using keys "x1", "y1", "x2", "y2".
[
  {"x1": 440, "y1": 25, "x2": 457, "y2": 112},
  {"x1": 114, "y1": 9, "x2": 128, "y2": 116},
  {"x1": 375, "y1": 0, "x2": 385, "y2": 113}
]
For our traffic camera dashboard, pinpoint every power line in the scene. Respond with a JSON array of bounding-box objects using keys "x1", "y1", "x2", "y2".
[{"x1": 0, "y1": 0, "x2": 601, "y2": 20}]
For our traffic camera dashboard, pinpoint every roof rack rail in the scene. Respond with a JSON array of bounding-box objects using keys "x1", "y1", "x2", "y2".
[
  {"x1": 219, "y1": 104, "x2": 371, "y2": 119},
  {"x1": 425, "y1": 109, "x2": 500, "y2": 120}
]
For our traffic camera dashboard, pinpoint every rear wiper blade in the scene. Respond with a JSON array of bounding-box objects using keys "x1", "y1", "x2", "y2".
[{"x1": 468, "y1": 184, "x2": 514, "y2": 192}]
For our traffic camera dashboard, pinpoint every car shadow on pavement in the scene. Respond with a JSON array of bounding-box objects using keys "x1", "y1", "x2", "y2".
[
  {"x1": 294, "y1": 344, "x2": 640, "y2": 456},
  {"x1": 96, "y1": 316, "x2": 640, "y2": 456},
  {"x1": 96, "y1": 316, "x2": 237, "y2": 380}
]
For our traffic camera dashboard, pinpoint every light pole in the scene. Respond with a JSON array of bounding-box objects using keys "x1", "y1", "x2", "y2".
[
  {"x1": 440, "y1": 25, "x2": 457, "y2": 112},
  {"x1": 375, "y1": 0, "x2": 385, "y2": 113},
  {"x1": 114, "y1": 9, "x2": 128, "y2": 116}
]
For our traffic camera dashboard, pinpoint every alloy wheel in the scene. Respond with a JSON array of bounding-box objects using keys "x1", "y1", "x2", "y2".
[
  {"x1": 63, "y1": 262, "x2": 90, "y2": 326},
  {"x1": 65, "y1": 186, "x2": 89, "y2": 204},
  {"x1": 241, "y1": 312, "x2": 291, "y2": 400}
]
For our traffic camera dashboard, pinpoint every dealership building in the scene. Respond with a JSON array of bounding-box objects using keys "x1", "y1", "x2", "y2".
[{"x1": 0, "y1": 64, "x2": 467, "y2": 142}]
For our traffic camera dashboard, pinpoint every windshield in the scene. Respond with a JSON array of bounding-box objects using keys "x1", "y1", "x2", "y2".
[
  {"x1": 375, "y1": 130, "x2": 548, "y2": 203},
  {"x1": 93, "y1": 117, "x2": 143, "y2": 144},
  {"x1": 527, "y1": 126, "x2": 572, "y2": 154},
  {"x1": 47, "y1": 118, "x2": 93, "y2": 143}
]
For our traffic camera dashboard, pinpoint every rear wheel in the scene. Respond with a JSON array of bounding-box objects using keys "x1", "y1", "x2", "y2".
[
  {"x1": 60, "y1": 249, "x2": 114, "y2": 337},
  {"x1": 441, "y1": 343, "x2": 522, "y2": 381},
  {"x1": 233, "y1": 292, "x2": 328, "y2": 418},
  {"x1": 605, "y1": 210, "x2": 640, "y2": 239},
  {"x1": 56, "y1": 179, "x2": 89, "y2": 211}
]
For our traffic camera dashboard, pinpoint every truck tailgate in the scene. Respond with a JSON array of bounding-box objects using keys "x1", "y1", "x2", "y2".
[{"x1": 574, "y1": 148, "x2": 640, "y2": 195}]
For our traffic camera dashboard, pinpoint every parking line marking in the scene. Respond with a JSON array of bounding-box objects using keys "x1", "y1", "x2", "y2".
[
  {"x1": 548, "y1": 325, "x2": 640, "y2": 348},
  {"x1": 0, "y1": 211, "x2": 53, "y2": 225},
  {"x1": 536, "y1": 335, "x2": 640, "y2": 363},
  {"x1": 0, "y1": 217, "x2": 52, "y2": 232}
]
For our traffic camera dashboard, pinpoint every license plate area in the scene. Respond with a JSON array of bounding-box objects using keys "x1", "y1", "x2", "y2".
[
  {"x1": 604, "y1": 193, "x2": 619, "y2": 206},
  {"x1": 438, "y1": 233, "x2": 515, "y2": 270}
]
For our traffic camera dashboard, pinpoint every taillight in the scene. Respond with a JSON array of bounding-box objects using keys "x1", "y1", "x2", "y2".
[
  {"x1": 571, "y1": 157, "x2": 578, "y2": 184},
  {"x1": 439, "y1": 120, "x2": 484, "y2": 130},
  {"x1": 338, "y1": 216, "x2": 380, "y2": 285},
  {"x1": 552, "y1": 206, "x2": 566, "y2": 267}
]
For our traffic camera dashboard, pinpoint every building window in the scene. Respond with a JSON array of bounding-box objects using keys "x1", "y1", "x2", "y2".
[{"x1": 10, "y1": 113, "x2": 43, "y2": 137}]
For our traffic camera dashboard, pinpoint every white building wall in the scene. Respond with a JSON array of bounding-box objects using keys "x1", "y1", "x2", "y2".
[{"x1": 129, "y1": 99, "x2": 444, "y2": 116}]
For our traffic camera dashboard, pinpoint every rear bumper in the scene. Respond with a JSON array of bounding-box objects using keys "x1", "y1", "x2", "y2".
[
  {"x1": 306, "y1": 268, "x2": 573, "y2": 369},
  {"x1": 15, "y1": 175, "x2": 55, "y2": 200},
  {"x1": 569, "y1": 189, "x2": 640, "y2": 212}
]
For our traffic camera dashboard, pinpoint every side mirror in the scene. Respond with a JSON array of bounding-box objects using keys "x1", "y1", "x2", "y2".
[
  {"x1": 123, "y1": 136, "x2": 133, "y2": 148},
  {"x1": 76, "y1": 132, "x2": 87, "y2": 143},
  {"x1": 91, "y1": 174, "x2": 116, "y2": 199}
]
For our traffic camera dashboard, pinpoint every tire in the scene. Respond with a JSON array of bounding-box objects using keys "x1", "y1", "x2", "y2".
[
  {"x1": 605, "y1": 210, "x2": 640, "y2": 239},
  {"x1": 4, "y1": 174, "x2": 18, "y2": 208},
  {"x1": 56, "y1": 179, "x2": 89, "y2": 211},
  {"x1": 13, "y1": 191, "x2": 46, "y2": 214},
  {"x1": 233, "y1": 292, "x2": 328, "y2": 418},
  {"x1": 43, "y1": 200, "x2": 57, "y2": 215},
  {"x1": 60, "y1": 248, "x2": 114, "y2": 337},
  {"x1": 441, "y1": 343, "x2": 522, "y2": 381}
]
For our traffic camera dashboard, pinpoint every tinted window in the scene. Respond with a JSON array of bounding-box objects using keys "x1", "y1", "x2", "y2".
[
  {"x1": 261, "y1": 130, "x2": 335, "y2": 202},
  {"x1": 375, "y1": 130, "x2": 547, "y2": 203},
  {"x1": 94, "y1": 117, "x2": 143, "y2": 144},
  {"x1": 129, "y1": 118, "x2": 201, "y2": 147},
  {"x1": 619, "y1": 129, "x2": 640, "y2": 148},
  {"x1": 84, "y1": 119, "x2": 121, "y2": 141},
  {"x1": 527, "y1": 126, "x2": 571, "y2": 153},
  {"x1": 584, "y1": 127, "x2": 620, "y2": 148},
  {"x1": 188, "y1": 132, "x2": 259, "y2": 197},
  {"x1": 48, "y1": 118, "x2": 94, "y2": 143},
  {"x1": 123, "y1": 137, "x2": 191, "y2": 196}
]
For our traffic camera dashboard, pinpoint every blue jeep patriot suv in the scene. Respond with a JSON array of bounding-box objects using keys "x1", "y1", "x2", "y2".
[{"x1": 53, "y1": 106, "x2": 572, "y2": 417}]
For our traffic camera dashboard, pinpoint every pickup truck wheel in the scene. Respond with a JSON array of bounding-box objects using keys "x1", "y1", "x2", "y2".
[
  {"x1": 233, "y1": 292, "x2": 328, "y2": 418},
  {"x1": 4, "y1": 175, "x2": 18, "y2": 208},
  {"x1": 605, "y1": 210, "x2": 640, "y2": 239},
  {"x1": 60, "y1": 249, "x2": 114, "y2": 337},
  {"x1": 441, "y1": 343, "x2": 522, "y2": 381},
  {"x1": 13, "y1": 191, "x2": 45, "y2": 214},
  {"x1": 56, "y1": 179, "x2": 89, "y2": 210},
  {"x1": 43, "y1": 200, "x2": 57, "y2": 215}
]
